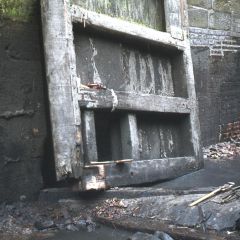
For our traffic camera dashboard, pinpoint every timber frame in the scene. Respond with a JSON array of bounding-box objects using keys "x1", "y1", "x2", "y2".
[{"x1": 41, "y1": 0, "x2": 203, "y2": 190}]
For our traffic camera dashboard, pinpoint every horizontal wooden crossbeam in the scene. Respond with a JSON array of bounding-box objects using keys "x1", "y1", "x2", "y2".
[
  {"x1": 71, "y1": 5, "x2": 185, "y2": 51},
  {"x1": 78, "y1": 90, "x2": 191, "y2": 114},
  {"x1": 81, "y1": 156, "x2": 198, "y2": 190}
]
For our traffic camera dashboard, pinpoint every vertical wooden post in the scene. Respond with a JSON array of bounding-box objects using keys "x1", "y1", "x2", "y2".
[
  {"x1": 183, "y1": 44, "x2": 203, "y2": 167},
  {"x1": 82, "y1": 110, "x2": 98, "y2": 163},
  {"x1": 164, "y1": 0, "x2": 183, "y2": 40},
  {"x1": 181, "y1": 0, "x2": 203, "y2": 168},
  {"x1": 110, "y1": 123, "x2": 122, "y2": 160},
  {"x1": 120, "y1": 114, "x2": 140, "y2": 160},
  {"x1": 41, "y1": 0, "x2": 82, "y2": 180}
]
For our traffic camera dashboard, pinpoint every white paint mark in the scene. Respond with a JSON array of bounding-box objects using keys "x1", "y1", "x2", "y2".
[
  {"x1": 158, "y1": 61, "x2": 174, "y2": 96},
  {"x1": 86, "y1": 102, "x2": 98, "y2": 108},
  {"x1": 167, "y1": 130, "x2": 174, "y2": 153},
  {"x1": 89, "y1": 38, "x2": 102, "y2": 84},
  {"x1": 110, "y1": 89, "x2": 118, "y2": 112},
  {"x1": 139, "y1": 55, "x2": 147, "y2": 93},
  {"x1": 159, "y1": 128, "x2": 167, "y2": 158},
  {"x1": 128, "y1": 51, "x2": 138, "y2": 91},
  {"x1": 147, "y1": 55, "x2": 155, "y2": 94}
]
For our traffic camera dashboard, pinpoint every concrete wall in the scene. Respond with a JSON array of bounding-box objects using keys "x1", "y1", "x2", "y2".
[
  {"x1": 0, "y1": 0, "x2": 55, "y2": 202},
  {"x1": 187, "y1": 0, "x2": 240, "y2": 146}
]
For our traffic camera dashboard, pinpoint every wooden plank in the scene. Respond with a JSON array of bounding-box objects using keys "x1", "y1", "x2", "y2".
[
  {"x1": 82, "y1": 110, "x2": 98, "y2": 164},
  {"x1": 81, "y1": 156, "x2": 197, "y2": 190},
  {"x1": 120, "y1": 114, "x2": 140, "y2": 160},
  {"x1": 41, "y1": 0, "x2": 82, "y2": 180},
  {"x1": 71, "y1": 5, "x2": 185, "y2": 51},
  {"x1": 85, "y1": 159, "x2": 133, "y2": 166},
  {"x1": 183, "y1": 43, "x2": 204, "y2": 168},
  {"x1": 110, "y1": 123, "x2": 122, "y2": 161},
  {"x1": 78, "y1": 90, "x2": 191, "y2": 114}
]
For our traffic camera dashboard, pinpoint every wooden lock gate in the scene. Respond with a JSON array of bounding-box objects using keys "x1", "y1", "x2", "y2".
[{"x1": 41, "y1": 0, "x2": 203, "y2": 190}]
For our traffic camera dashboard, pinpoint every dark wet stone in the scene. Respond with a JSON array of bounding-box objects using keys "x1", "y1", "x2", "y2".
[
  {"x1": 34, "y1": 220, "x2": 55, "y2": 230},
  {"x1": 128, "y1": 232, "x2": 160, "y2": 240},
  {"x1": 154, "y1": 231, "x2": 175, "y2": 240},
  {"x1": 86, "y1": 219, "x2": 96, "y2": 232},
  {"x1": 19, "y1": 195, "x2": 27, "y2": 202},
  {"x1": 75, "y1": 219, "x2": 87, "y2": 229},
  {"x1": 66, "y1": 224, "x2": 79, "y2": 231},
  {"x1": 64, "y1": 219, "x2": 72, "y2": 225},
  {"x1": 128, "y1": 231, "x2": 175, "y2": 240}
]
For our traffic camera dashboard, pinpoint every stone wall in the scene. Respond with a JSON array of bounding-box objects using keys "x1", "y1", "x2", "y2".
[{"x1": 187, "y1": 0, "x2": 240, "y2": 146}]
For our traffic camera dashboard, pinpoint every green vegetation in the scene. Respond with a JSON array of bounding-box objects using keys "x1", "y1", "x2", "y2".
[{"x1": 0, "y1": 0, "x2": 36, "y2": 21}]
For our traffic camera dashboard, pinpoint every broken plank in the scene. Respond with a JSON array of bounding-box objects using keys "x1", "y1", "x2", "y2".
[
  {"x1": 78, "y1": 90, "x2": 191, "y2": 114},
  {"x1": 71, "y1": 5, "x2": 186, "y2": 51},
  {"x1": 81, "y1": 156, "x2": 198, "y2": 190}
]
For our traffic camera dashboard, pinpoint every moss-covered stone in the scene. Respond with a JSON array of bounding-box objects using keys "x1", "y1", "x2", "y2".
[
  {"x1": 209, "y1": 11, "x2": 231, "y2": 30},
  {"x1": 231, "y1": 0, "x2": 240, "y2": 14},
  {"x1": 213, "y1": 0, "x2": 231, "y2": 13},
  {"x1": 188, "y1": 8, "x2": 208, "y2": 28},
  {"x1": 0, "y1": 0, "x2": 37, "y2": 22}
]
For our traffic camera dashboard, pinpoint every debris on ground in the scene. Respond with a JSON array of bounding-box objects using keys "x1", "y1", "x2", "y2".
[
  {"x1": 94, "y1": 193, "x2": 240, "y2": 234},
  {"x1": 0, "y1": 201, "x2": 96, "y2": 237},
  {"x1": 203, "y1": 140, "x2": 240, "y2": 160}
]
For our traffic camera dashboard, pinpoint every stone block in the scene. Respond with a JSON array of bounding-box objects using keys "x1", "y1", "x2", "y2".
[
  {"x1": 188, "y1": 8, "x2": 209, "y2": 28},
  {"x1": 213, "y1": 0, "x2": 231, "y2": 13},
  {"x1": 231, "y1": 1, "x2": 240, "y2": 14},
  {"x1": 209, "y1": 11, "x2": 231, "y2": 31},
  {"x1": 187, "y1": 0, "x2": 211, "y2": 9},
  {"x1": 232, "y1": 14, "x2": 240, "y2": 33}
]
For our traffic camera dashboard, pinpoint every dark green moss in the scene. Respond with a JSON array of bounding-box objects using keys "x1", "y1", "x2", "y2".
[{"x1": 0, "y1": 0, "x2": 37, "y2": 22}]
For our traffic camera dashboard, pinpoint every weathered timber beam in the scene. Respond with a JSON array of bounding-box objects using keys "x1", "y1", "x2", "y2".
[
  {"x1": 88, "y1": 159, "x2": 133, "y2": 166},
  {"x1": 82, "y1": 110, "x2": 98, "y2": 164},
  {"x1": 41, "y1": 0, "x2": 82, "y2": 180},
  {"x1": 71, "y1": 5, "x2": 186, "y2": 51},
  {"x1": 78, "y1": 90, "x2": 191, "y2": 114},
  {"x1": 164, "y1": 0, "x2": 184, "y2": 40},
  {"x1": 81, "y1": 156, "x2": 198, "y2": 190},
  {"x1": 183, "y1": 43, "x2": 203, "y2": 165}
]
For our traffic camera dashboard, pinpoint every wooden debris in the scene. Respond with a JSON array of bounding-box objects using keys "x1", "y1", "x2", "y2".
[
  {"x1": 89, "y1": 159, "x2": 133, "y2": 166},
  {"x1": 189, "y1": 182, "x2": 235, "y2": 207}
]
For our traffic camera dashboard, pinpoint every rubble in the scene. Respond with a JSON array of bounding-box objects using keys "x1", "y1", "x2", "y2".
[
  {"x1": 0, "y1": 201, "x2": 97, "y2": 237},
  {"x1": 203, "y1": 140, "x2": 240, "y2": 160}
]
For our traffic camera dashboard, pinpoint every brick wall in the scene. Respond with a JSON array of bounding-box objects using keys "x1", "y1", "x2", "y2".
[{"x1": 187, "y1": 0, "x2": 240, "y2": 146}]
